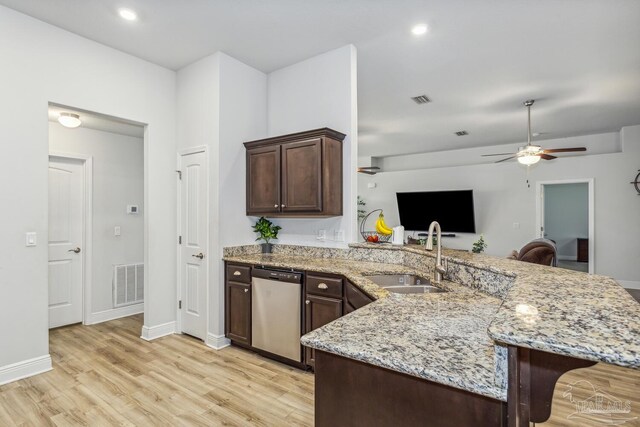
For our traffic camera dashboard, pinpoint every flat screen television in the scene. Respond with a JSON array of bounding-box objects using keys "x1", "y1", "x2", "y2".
[{"x1": 396, "y1": 190, "x2": 476, "y2": 233}]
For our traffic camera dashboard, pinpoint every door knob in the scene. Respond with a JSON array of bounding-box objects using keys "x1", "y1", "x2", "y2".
[
  {"x1": 244, "y1": 289, "x2": 249, "y2": 293},
  {"x1": 305, "y1": 300, "x2": 310, "y2": 305},
  {"x1": 281, "y1": 204, "x2": 286, "y2": 208},
  {"x1": 68, "y1": 247, "x2": 81, "y2": 253},
  {"x1": 274, "y1": 204, "x2": 279, "y2": 208},
  {"x1": 192, "y1": 253, "x2": 204, "y2": 260}
]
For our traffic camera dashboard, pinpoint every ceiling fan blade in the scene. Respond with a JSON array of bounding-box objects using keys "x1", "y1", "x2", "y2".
[
  {"x1": 495, "y1": 156, "x2": 517, "y2": 163},
  {"x1": 357, "y1": 168, "x2": 378, "y2": 175},
  {"x1": 540, "y1": 154, "x2": 557, "y2": 160},
  {"x1": 543, "y1": 147, "x2": 587, "y2": 153},
  {"x1": 482, "y1": 153, "x2": 517, "y2": 157}
]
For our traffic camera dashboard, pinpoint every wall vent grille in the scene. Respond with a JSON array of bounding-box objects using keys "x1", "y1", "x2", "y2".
[
  {"x1": 113, "y1": 263, "x2": 144, "y2": 307},
  {"x1": 411, "y1": 95, "x2": 431, "y2": 104},
  {"x1": 455, "y1": 130, "x2": 469, "y2": 136}
]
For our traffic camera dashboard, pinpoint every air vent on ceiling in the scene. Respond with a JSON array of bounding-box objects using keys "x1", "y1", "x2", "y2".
[
  {"x1": 455, "y1": 130, "x2": 469, "y2": 136},
  {"x1": 411, "y1": 95, "x2": 431, "y2": 104}
]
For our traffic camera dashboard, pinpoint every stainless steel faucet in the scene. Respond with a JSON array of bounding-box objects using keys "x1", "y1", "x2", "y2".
[{"x1": 425, "y1": 221, "x2": 446, "y2": 284}]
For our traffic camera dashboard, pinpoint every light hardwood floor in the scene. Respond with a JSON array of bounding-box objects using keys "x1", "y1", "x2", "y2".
[{"x1": 0, "y1": 315, "x2": 637, "y2": 426}]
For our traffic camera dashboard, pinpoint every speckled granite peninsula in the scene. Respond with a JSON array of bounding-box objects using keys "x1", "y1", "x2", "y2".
[{"x1": 223, "y1": 242, "x2": 640, "y2": 404}]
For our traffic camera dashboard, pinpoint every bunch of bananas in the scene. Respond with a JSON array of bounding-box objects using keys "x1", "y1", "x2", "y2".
[{"x1": 375, "y1": 213, "x2": 393, "y2": 236}]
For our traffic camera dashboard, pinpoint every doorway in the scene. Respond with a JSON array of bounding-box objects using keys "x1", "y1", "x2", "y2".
[
  {"x1": 536, "y1": 179, "x2": 594, "y2": 274},
  {"x1": 177, "y1": 147, "x2": 208, "y2": 341},
  {"x1": 48, "y1": 103, "x2": 145, "y2": 329}
]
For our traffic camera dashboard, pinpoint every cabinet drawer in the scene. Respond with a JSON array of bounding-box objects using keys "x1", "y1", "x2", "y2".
[
  {"x1": 226, "y1": 264, "x2": 251, "y2": 284},
  {"x1": 307, "y1": 275, "x2": 343, "y2": 298}
]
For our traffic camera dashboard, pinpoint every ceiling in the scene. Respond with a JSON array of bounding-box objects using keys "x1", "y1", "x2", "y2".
[
  {"x1": 4, "y1": 0, "x2": 640, "y2": 157},
  {"x1": 48, "y1": 104, "x2": 145, "y2": 138}
]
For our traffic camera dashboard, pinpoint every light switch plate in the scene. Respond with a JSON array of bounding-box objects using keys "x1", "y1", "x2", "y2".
[
  {"x1": 367, "y1": 182, "x2": 377, "y2": 189},
  {"x1": 25, "y1": 232, "x2": 37, "y2": 247}
]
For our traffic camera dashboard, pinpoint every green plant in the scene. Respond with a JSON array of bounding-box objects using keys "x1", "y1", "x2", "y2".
[
  {"x1": 357, "y1": 196, "x2": 367, "y2": 221},
  {"x1": 252, "y1": 217, "x2": 282, "y2": 244},
  {"x1": 472, "y1": 234, "x2": 487, "y2": 254}
]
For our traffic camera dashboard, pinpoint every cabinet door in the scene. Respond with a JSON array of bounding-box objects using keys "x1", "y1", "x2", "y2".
[
  {"x1": 305, "y1": 294, "x2": 342, "y2": 367},
  {"x1": 246, "y1": 145, "x2": 281, "y2": 215},
  {"x1": 225, "y1": 282, "x2": 251, "y2": 345},
  {"x1": 281, "y1": 139, "x2": 322, "y2": 213}
]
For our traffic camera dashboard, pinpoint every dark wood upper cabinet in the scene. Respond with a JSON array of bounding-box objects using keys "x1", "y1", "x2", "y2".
[
  {"x1": 246, "y1": 145, "x2": 281, "y2": 215},
  {"x1": 244, "y1": 128, "x2": 345, "y2": 217}
]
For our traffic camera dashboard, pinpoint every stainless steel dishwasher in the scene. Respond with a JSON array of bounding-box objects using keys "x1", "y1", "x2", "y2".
[{"x1": 251, "y1": 267, "x2": 303, "y2": 362}]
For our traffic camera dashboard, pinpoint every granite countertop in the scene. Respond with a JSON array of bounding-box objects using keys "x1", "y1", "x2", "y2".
[
  {"x1": 350, "y1": 243, "x2": 640, "y2": 368},
  {"x1": 223, "y1": 252, "x2": 507, "y2": 400}
]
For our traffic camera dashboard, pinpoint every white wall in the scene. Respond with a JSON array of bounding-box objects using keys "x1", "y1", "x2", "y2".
[
  {"x1": 267, "y1": 45, "x2": 359, "y2": 247},
  {"x1": 543, "y1": 183, "x2": 588, "y2": 259},
  {"x1": 359, "y1": 126, "x2": 640, "y2": 285},
  {"x1": 176, "y1": 52, "x2": 268, "y2": 344},
  {"x1": 0, "y1": 6, "x2": 176, "y2": 371},
  {"x1": 49, "y1": 124, "x2": 144, "y2": 313}
]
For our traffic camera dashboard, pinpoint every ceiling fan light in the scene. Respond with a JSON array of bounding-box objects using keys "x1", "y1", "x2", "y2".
[
  {"x1": 518, "y1": 154, "x2": 541, "y2": 165},
  {"x1": 58, "y1": 112, "x2": 81, "y2": 128}
]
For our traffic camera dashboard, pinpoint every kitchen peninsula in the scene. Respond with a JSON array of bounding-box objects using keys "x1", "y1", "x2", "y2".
[{"x1": 223, "y1": 243, "x2": 640, "y2": 427}]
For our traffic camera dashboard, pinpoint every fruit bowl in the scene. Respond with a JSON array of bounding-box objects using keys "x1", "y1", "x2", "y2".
[
  {"x1": 359, "y1": 209, "x2": 393, "y2": 243},
  {"x1": 361, "y1": 231, "x2": 391, "y2": 243}
]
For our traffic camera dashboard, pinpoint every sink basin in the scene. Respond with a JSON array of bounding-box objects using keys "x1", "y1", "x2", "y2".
[
  {"x1": 365, "y1": 274, "x2": 447, "y2": 294},
  {"x1": 383, "y1": 285, "x2": 446, "y2": 294}
]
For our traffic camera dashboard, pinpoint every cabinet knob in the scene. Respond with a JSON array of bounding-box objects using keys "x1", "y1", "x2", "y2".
[
  {"x1": 305, "y1": 300, "x2": 310, "y2": 305},
  {"x1": 233, "y1": 271, "x2": 241, "y2": 276},
  {"x1": 244, "y1": 289, "x2": 249, "y2": 293},
  {"x1": 317, "y1": 283, "x2": 329, "y2": 290},
  {"x1": 281, "y1": 204, "x2": 286, "y2": 208},
  {"x1": 274, "y1": 204, "x2": 279, "y2": 208}
]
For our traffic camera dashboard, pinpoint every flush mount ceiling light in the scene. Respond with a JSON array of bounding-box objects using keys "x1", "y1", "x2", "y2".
[
  {"x1": 118, "y1": 8, "x2": 138, "y2": 21},
  {"x1": 58, "y1": 112, "x2": 81, "y2": 128},
  {"x1": 411, "y1": 24, "x2": 428, "y2": 36}
]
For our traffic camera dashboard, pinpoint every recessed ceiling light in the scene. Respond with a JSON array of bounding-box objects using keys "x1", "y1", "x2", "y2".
[
  {"x1": 411, "y1": 24, "x2": 428, "y2": 36},
  {"x1": 58, "y1": 112, "x2": 81, "y2": 128},
  {"x1": 411, "y1": 95, "x2": 431, "y2": 104},
  {"x1": 118, "y1": 8, "x2": 138, "y2": 21}
]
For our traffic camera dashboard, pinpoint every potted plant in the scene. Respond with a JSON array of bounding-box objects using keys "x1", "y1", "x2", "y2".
[
  {"x1": 252, "y1": 217, "x2": 282, "y2": 254},
  {"x1": 472, "y1": 234, "x2": 487, "y2": 254}
]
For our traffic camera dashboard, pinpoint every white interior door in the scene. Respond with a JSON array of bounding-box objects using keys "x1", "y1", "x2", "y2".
[
  {"x1": 179, "y1": 150, "x2": 207, "y2": 340},
  {"x1": 48, "y1": 157, "x2": 84, "y2": 328}
]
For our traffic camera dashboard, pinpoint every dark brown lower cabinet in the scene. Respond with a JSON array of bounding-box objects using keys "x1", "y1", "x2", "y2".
[
  {"x1": 315, "y1": 350, "x2": 507, "y2": 427},
  {"x1": 225, "y1": 281, "x2": 251, "y2": 345},
  {"x1": 344, "y1": 280, "x2": 374, "y2": 314},
  {"x1": 304, "y1": 294, "x2": 343, "y2": 368}
]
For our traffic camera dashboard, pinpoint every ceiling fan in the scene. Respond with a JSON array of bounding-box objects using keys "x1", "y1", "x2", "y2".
[
  {"x1": 357, "y1": 166, "x2": 380, "y2": 175},
  {"x1": 483, "y1": 100, "x2": 586, "y2": 165}
]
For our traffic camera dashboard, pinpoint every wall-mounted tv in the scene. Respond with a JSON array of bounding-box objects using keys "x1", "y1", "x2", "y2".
[{"x1": 396, "y1": 190, "x2": 476, "y2": 233}]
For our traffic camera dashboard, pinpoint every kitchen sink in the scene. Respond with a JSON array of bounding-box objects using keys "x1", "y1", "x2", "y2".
[{"x1": 365, "y1": 274, "x2": 447, "y2": 294}]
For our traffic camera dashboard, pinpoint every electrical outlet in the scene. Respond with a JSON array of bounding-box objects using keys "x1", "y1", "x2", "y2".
[
  {"x1": 513, "y1": 222, "x2": 520, "y2": 229},
  {"x1": 367, "y1": 182, "x2": 377, "y2": 189},
  {"x1": 317, "y1": 229, "x2": 326, "y2": 240},
  {"x1": 334, "y1": 230, "x2": 345, "y2": 242},
  {"x1": 114, "y1": 226, "x2": 121, "y2": 236}
]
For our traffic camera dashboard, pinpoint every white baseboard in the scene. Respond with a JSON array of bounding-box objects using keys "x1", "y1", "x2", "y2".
[
  {"x1": 619, "y1": 280, "x2": 640, "y2": 290},
  {"x1": 86, "y1": 303, "x2": 144, "y2": 325},
  {"x1": 140, "y1": 321, "x2": 176, "y2": 341},
  {"x1": 206, "y1": 333, "x2": 230, "y2": 350},
  {"x1": 0, "y1": 355, "x2": 52, "y2": 386}
]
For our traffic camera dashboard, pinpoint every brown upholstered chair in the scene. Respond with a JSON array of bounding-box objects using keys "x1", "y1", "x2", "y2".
[{"x1": 513, "y1": 238, "x2": 557, "y2": 267}]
